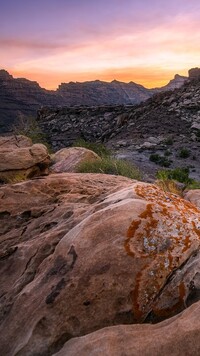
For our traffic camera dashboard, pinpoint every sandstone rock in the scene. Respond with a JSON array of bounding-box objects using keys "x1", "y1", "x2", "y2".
[
  {"x1": 0, "y1": 175, "x2": 200, "y2": 355},
  {"x1": 0, "y1": 135, "x2": 32, "y2": 149},
  {"x1": 54, "y1": 301, "x2": 200, "y2": 356},
  {"x1": 0, "y1": 135, "x2": 50, "y2": 183},
  {"x1": 184, "y1": 189, "x2": 200, "y2": 208},
  {"x1": 51, "y1": 147, "x2": 101, "y2": 173}
]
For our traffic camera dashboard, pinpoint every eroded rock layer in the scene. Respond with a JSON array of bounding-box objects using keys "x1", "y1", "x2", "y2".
[{"x1": 0, "y1": 174, "x2": 200, "y2": 355}]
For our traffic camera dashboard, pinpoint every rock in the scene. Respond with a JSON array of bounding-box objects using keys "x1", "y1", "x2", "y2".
[
  {"x1": 184, "y1": 189, "x2": 200, "y2": 208},
  {"x1": 0, "y1": 135, "x2": 32, "y2": 149},
  {"x1": 0, "y1": 135, "x2": 50, "y2": 183},
  {"x1": 51, "y1": 147, "x2": 101, "y2": 173},
  {"x1": 188, "y1": 67, "x2": 200, "y2": 79},
  {"x1": 0, "y1": 175, "x2": 200, "y2": 355},
  {"x1": 54, "y1": 301, "x2": 200, "y2": 356},
  {"x1": 191, "y1": 122, "x2": 200, "y2": 130}
]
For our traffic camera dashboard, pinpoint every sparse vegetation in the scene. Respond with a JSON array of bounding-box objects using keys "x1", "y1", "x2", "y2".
[
  {"x1": 164, "y1": 149, "x2": 172, "y2": 157},
  {"x1": 76, "y1": 156, "x2": 142, "y2": 180},
  {"x1": 163, "y1": 137, "x2": 173, "y2": 145},
  {"x1": 12, "y1": 113, "x2": 50, "y2": 148},
  {"x1": 73, "y1": 139, "x2": 111, "y2": 157},
  {"x1": 156, "y1": 167, "x2": 200, "y2": 194},
  {"x1": 178, "y1": 148, "x2": 191, "y2": 159},
  {"x1": 149, "y1": 153, "x2": 172, "y2": 167}
]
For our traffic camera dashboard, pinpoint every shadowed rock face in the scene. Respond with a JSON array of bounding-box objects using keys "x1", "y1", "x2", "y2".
[
  {"x1": 0, "y1": 173, "x2": 200, "y2": 355},
  {"x1": 53, "y1": 301, "x2": 200, "y2": 356}
]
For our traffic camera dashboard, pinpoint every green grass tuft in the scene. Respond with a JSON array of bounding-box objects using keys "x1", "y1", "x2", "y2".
[{"x1": 76, "y1": 156, "x2": 142, "y2": 180}]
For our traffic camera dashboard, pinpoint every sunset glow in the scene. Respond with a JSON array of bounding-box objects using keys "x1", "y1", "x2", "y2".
[{"x1": 1, "y1": 0, "x2": 200, "y2": 89}]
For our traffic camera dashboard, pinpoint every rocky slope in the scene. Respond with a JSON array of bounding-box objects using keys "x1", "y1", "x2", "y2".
[
  {"x1": 37, "y1": 74, "x2": 200, "y2": 180},
  {"x1": 0, "y1": 69, "x2": 187, "y2": 133}
]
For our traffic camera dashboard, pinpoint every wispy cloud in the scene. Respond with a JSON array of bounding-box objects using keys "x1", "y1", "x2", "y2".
[{"x1": 1, "y1": 0, "x2": 200, "y2": 88}]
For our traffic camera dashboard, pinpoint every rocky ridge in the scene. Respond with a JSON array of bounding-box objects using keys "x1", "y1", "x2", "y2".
[
  {"x1": 37, "y1": 76, "x2": 200, "y2": 180},
  {"x1": 0, "y1": 69, "x2": 187, "y2": 133}
]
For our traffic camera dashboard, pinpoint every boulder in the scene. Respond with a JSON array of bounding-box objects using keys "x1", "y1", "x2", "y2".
[
  {"x1": 0, "y1": 174, "x2": 200, "y2": 355},
  {"x1": 0, "y1": 135, "x2": 32, "y2": 149},
  {"x1": 184, "y1": 189, "x2": 200, "y2": 208},
  {"x1": 51, "y1": 147, "x2": 101, "y2": 173},
  {"x1": 0, "y1": 135, "x2": 50, "y2": 183},
  {"x1": 54, "y1": 301, "x2": 200, "y2": 356}
]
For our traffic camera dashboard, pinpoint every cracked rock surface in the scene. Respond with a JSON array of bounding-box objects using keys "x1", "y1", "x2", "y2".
[{"x1": 0, "y1": 173, "x2": 200, "y2": 355}]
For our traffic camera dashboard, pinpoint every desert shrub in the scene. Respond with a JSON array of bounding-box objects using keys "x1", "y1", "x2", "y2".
[
  {"x1": 156, "y1": 167, "x2": 200, "y2": 193},
  {"x1": 178, "y1": 148, "x2": 190, "y2": 159},
  {"x1": 76, "y1": 157, "x2": 142, "y2": 180},
  {"x1": 163, "y1": 137, "x2": 173, "y2": 145},
  {"x1": 73, "y1": 139, "x2": 110, "y2": 157},
  {"x1": 164, "y1": 149, "x2": 172, "y2": 157},
  {"x1": 149, "y1": 154, "x2": 172, "y2": 167},
  {"x1": 187, "y1": 181, "x2": 200, "y2": 189},
  {"x1": 195, "y1": 129, "x2": 200, "y2": 138},
  {"x1": 156, "y1": 167, "x2": 192, "y2": 184},
  {"x1": 12, "y1": 113, "x2": 50, "y2": 148}
]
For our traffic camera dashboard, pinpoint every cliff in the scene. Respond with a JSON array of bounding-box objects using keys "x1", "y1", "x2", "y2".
[{"x1": 0, "y1": 69, "x2": 188, "y2": 133}]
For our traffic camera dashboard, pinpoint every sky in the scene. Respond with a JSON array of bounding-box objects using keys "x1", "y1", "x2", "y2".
[{"x1": 1, "y1": 0, "x2": 200, "y2": 89}]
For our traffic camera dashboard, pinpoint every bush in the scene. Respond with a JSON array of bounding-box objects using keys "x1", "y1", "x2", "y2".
[
  {"x1": 156, "y1": 167, "x2": 200, "y2": 193},
  {"x1": 163, "y1": 137, "x2": 173, "y2": 145},
  {"x1": 156, "y1": 167, "x2": 192, "y2": 184},
  {"x1": 73, "y1": 139, "x2": 110, "y2": 157},
  {"x1": 149, "y1": 154, "x2": 172, "y2": 167},
  {"x1": 12, "y1": 113, "x2": 50, "y2": 149},
  {"x1": 76, "y1": 156, "x2": 142, "y2": 180},
  {"x1": 178, "y1": 148, "x2": 190, "y2": 159}
]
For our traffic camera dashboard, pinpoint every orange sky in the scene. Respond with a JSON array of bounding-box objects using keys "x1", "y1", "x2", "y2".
[{"x1": 1, "y1": 0, "x2": 200, "y2": 89}]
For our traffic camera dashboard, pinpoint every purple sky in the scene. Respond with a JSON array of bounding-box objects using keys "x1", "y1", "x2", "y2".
[{"x1": 1, "y1": 0, "x2": 200, "y2": 88}]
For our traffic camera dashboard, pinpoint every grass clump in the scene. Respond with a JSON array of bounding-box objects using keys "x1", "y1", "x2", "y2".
[
  {"x1": 156, "y1": 167, "x2": 192, "y2": 184},
  {"x1": 156, "y1": 167, "x2": 200, "y2": 194},
  {"x1": 77, "y1": 156, "x2": 141, "y2": 180},
  {"x1": 73, "y1": 139, "x2": 110, "y2": 157}
]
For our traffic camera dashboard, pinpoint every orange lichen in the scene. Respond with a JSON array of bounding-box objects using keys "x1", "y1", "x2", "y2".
[{"x1": 124, "y1": 183, "x2": 200, "y2": 322}]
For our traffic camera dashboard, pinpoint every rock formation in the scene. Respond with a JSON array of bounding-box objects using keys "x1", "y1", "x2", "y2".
[
  {"x1": 0, "y1": 69, "x2": 187, "y2": 133},
  {"x1": 0, "y1": 172, "x2": 200, "y2": 355},
  {"x1": 50, "y1": 147, "x2": 101, "y2": 173},
  {"x1": 188, "y1": 67, "x2": 200, "y2": 79},
  {"x1": 0, "y1": 135, "x2": 50, "y2": 183},
  {"x1": 37, "y1": 76, "x2": 200, "y2": 180},
  {"x1": 184, "y1": 189, "x2": 200, "y2": 208},
  {"x1": 53, "y1": 301, "x2": 200, "y2": 356}
]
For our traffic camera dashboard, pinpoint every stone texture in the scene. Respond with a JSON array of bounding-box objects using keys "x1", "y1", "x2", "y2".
[
  {"x1": 54, "y1": 301, "x2": 200, "y2": 356},
  {"x1": 0, "y1": 174, "x2": 200, "y2": 355},
  {"x1": 0, "y1": 135, "x2": 32, "y2": 149},
  {"x1": 184, "y1": 189, "x2": 200, "y2": 208},
  {"x1": 0, "y1": 135, "x2": 50, "y2": 183},
  {"x1": 51, "y1": 147, "x2": 101, "y2": 173}
]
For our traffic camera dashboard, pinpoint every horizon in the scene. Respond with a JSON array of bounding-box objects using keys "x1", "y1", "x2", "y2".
[
  {"x1": 1, "y1": 0, "x2": 200, "y2": 89},
  {"x1": 1, "y1": 67, "x2": 189, "y2": 91}
]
